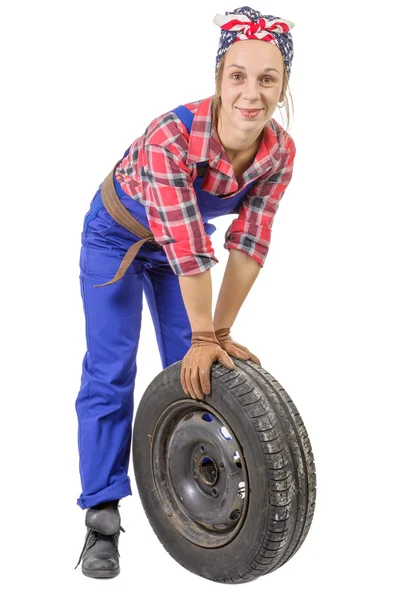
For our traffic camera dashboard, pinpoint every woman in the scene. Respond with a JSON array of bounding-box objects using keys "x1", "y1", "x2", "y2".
[{"x1": 74, "y1": 5, "x2": 296, "y2": 578}]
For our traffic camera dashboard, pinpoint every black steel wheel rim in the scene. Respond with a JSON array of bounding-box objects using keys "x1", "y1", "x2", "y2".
[{"x1": 150, "y1": 400, "x2": 250, "y2": 548}]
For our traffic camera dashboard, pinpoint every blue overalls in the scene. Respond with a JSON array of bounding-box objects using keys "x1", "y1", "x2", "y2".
[{"x1": 75, "y1": 105, "x2": 256, "y2": 509}]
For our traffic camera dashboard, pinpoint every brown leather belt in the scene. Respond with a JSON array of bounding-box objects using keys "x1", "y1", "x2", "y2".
[{"x1": 93, "y1": 161, "x2": 163, "y2": 288}]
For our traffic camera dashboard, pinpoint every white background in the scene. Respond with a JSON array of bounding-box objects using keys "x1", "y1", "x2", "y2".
[{"x1": 1, "y1": 0, "x2": 399, "y2": 598}]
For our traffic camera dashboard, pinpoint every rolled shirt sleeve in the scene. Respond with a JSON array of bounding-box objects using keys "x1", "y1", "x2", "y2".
[
  {"x1": 224, "y1": 138, "x2": 296, "y2": 267},
  {"x1": 139, "y1": 115, "x2": 219, "y2": 277}
]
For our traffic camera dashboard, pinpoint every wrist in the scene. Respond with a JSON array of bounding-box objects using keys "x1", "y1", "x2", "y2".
[
  {"x1": 214, "y1": 327, "x2": 231, "y2": 334},
  {"x1": 191, "y1": 330, "x2": 219, "y2": 345},
  {"x1": 214, "y1": 327, "x2": 232, "y2": 342}
]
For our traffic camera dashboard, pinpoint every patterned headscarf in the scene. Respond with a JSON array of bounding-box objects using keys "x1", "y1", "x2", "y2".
[{"x1": 213, "y1": 6, "x2": 295, "y2": 80}]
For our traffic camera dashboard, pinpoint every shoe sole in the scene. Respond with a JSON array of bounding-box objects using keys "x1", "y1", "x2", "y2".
[{"x1": 82, "y1": 567, "x2": 120, "y2": 578}]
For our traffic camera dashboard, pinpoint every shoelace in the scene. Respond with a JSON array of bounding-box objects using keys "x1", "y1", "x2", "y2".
[{"x1": 74, "y1": 525, "x2": 126, "y2": 569}]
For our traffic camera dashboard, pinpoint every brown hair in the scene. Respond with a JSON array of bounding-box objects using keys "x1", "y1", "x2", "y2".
[{"x1": 210, "y1": 50, "x2": 294, "y2": 149}]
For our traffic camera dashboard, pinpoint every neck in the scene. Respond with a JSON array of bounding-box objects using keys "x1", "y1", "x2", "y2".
[{"x1": 216, "y1": 112, "x2": 264, "y2": 161}]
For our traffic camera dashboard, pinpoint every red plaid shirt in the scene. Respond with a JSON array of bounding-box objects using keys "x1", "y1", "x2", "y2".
[{"x1": 115, "y1": 95, "x2": 296, "y2": 277}]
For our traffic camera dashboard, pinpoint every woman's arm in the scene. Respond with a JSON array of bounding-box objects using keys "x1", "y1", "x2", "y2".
[
  {"x1": 140, "y1": 114, "x2": 219, "y2": 278},
  {"x1": 214, "y1": 141, "x2": 297, "y2": 329},
  {"x1": 179, "y1": 268, "x2": 237, "y2": 400},
  {"x1": 178, "y1": 270, "x2": 214, "y2": 331},
  {"x1": 213, "y1": 249, "x2": 261, "y2": 330},
  {"x1": 224, "y1": 139, "x2": 297, "y2": 267}
]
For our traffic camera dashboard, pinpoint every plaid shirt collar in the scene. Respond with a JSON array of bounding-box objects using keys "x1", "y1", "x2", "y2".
[{"x1": 187, "y1": 96, "x2": 282, "y2": 180}]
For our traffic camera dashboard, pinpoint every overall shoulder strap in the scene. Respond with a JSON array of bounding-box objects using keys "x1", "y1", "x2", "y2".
[
  {"x1": 170, "y1": 104, "x2": 208, "y2": 174},
  {"x1": 170, "y1": 105, "x2": 195, "y2": 133}
]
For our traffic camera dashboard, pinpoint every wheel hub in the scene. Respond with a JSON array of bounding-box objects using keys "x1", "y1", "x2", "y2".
[{"x1": 151, "y1": 400, "x2": 249, "y2": 548}]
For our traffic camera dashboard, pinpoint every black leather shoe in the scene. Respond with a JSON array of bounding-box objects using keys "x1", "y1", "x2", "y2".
[{"x1": 74, "y1": 500, "x2": 125, "y2": 578}]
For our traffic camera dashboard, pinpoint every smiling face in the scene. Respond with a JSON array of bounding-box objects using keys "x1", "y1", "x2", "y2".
[{"x1": 219, "y1": 39, "x2": 286, "y2": 136}]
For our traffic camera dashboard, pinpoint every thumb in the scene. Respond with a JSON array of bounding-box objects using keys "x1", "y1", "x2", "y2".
[
  {"x1": 218, "y1": 349, "x2": 236, "y2": 370},
  {"x1": 230, "y1": 347, "x2": 250, "y2": 360},
  {"x1": 221, "y1": 341, "x2": 249, "y2": 360}
]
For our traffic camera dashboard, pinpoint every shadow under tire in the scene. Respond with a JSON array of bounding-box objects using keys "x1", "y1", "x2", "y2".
[{"x1": 132, "y1": 358, "x2": 317, "y2": 584}]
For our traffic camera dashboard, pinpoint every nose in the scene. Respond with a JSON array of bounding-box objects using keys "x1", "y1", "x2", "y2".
[{"x1": 242, "y1": 77, "x2": 262, "y2": 103}]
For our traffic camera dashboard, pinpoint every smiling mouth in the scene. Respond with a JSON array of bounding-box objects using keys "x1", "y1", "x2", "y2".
[{"x1": 236, "y1": 107, "x2": 263, "y2": 118}]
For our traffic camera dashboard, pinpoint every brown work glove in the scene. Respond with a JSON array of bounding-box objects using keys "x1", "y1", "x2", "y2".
[
  {"x1": 180, "y1": 331, "x2": 236, "y2": 400},
  {"x1": 214, "y1": 327, "x2": 262, "y2": 366}
]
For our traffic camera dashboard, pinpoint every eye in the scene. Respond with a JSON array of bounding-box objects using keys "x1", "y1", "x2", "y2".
[{"x1": 231, "y1": 73, "x2": 274, "y2": 84}]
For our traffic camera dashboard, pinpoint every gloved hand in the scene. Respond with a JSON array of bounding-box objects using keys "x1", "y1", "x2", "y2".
[
  {"x1": 180, "y1": 330, "x2": 236, "y2": 400},
  {"x1": 214, "y1": 327, "x2": 262, "y2": 366}
]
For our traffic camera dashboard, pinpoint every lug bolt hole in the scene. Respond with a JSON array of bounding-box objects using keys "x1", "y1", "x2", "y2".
[{"x1": 230, "y1": 509, "x2": 241, "y2": 521}]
